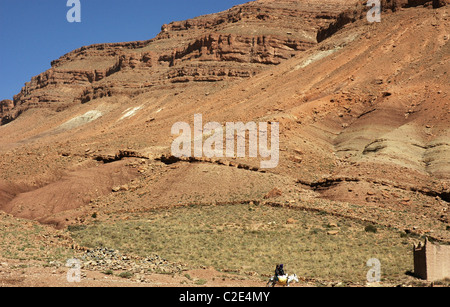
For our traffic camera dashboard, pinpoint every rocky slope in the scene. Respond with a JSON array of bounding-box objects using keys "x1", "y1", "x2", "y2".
[
  {"x1": 0, "y1": 0, "x2": 449, "y2": 243},
  {"x1": 4, "y1": 0, "x2": 365, "y2": 124}
]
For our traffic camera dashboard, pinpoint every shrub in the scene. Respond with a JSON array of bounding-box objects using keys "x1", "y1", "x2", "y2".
[
  {"x1": 364, "y1": 225, "x2": 377, "y2": 233},
  {"x1": 118, "y1": 271, "x2": 134, "y2": 279},
  {"x1": 195, "y1": 279, "x2": 207, "y2": 285},
  {"x1": 184, "y1": 273, "x2": 192, "y2": 280},
  {"x1": 67, "y1": 225, "x2": 87, "y2": 232}
]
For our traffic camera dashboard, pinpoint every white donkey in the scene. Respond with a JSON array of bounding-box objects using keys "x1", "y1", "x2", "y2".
[{"x1": 266, "y1": 274, "x2": 299, "y2": 287}]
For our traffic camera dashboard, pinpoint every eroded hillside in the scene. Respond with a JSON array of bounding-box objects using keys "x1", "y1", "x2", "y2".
[{"x1": 0, "y1": 0, "x2": 449, "y2": 286}]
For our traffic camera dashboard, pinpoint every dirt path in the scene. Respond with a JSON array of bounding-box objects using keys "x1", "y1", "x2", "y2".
[{"x1": 0, "y1": 258, "x2": 294, "y2": 287}]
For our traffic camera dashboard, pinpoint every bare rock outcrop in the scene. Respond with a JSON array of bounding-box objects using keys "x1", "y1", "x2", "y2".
[
  {"x1": 5, "y1": 0, "x2": 367, "y2": 125},
  {"x1": 0, "y1": 99, "x2": 14, "y2": 125}
]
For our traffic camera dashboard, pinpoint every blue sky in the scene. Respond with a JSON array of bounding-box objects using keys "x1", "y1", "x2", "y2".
[{"x1": 0, "y1": 0, "x2": 250, "y2": 100}]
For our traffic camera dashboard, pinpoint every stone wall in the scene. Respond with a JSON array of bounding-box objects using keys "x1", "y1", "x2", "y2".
[{"x1": 413, "y1": 238, "x2": 450, "y2": 282}]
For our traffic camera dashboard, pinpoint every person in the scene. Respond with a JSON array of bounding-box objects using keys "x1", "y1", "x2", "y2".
[{"x1": 274, "y1": 264, "x2": 285, "y2": 281}]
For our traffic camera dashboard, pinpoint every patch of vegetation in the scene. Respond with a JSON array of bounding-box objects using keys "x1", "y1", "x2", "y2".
[
  {"x1": 67, "y1": 225, "x2": 87, "y2": 232},
  {"x1": 364, "y1": 225, "x2": 378, "y2": 233},
  {"x1": 0, "y1": 217, "x2": 75, "y2": 262},
  {"x1": 195, "y1": 279, "x2": 207, "y2": 285},
  {"x1": 118, "y1": 271, "x2": 134, "y2": 279},
  {"x1": 69, "y1": 204, "x2": 415, "y2": 284}
]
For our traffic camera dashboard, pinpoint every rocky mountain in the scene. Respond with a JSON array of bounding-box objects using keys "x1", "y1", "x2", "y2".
[
  {"x1": 0, "y1": 0, "x2": 449, "y2": 243},
  {"x1": 6, "y1": 1, "x2": 354, "y2": 122}
]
